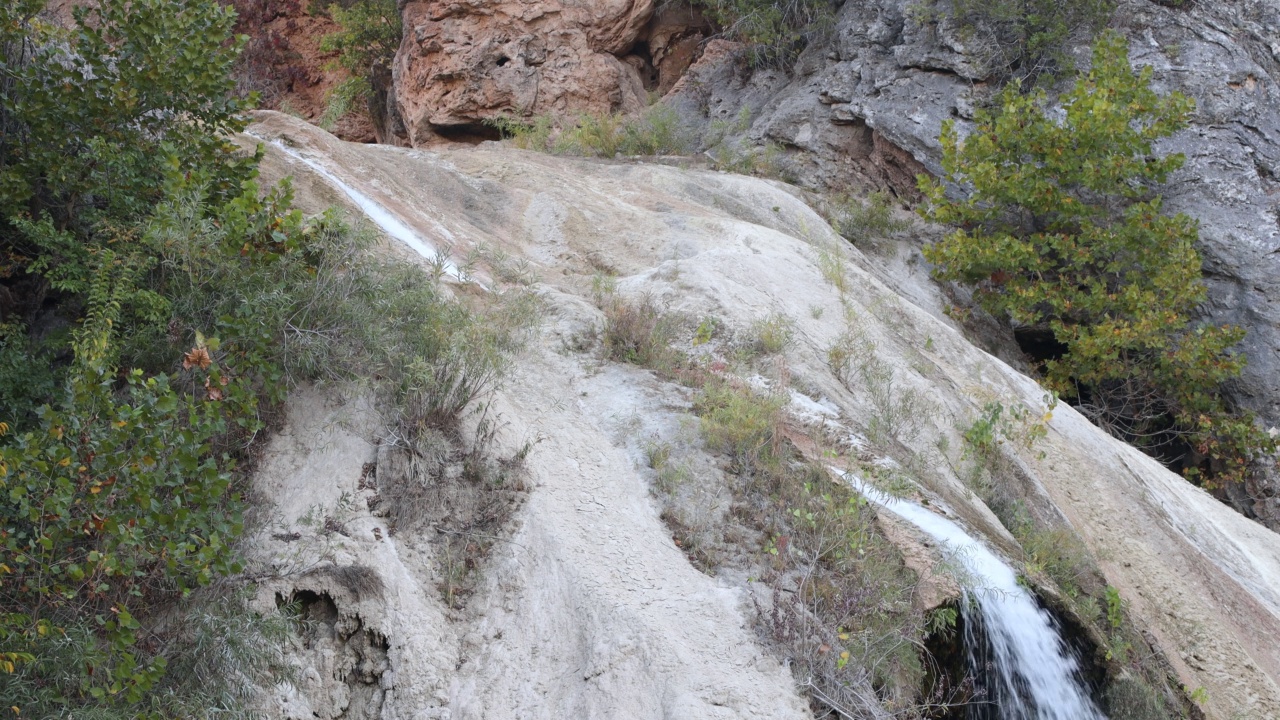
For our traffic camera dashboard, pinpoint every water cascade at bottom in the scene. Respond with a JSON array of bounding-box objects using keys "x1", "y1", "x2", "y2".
[{"x1": 835, "y1": 469, "x2": 1107, "y2": 720}]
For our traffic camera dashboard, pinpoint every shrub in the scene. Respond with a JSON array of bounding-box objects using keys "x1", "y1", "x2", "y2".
[
  {"x1": 935, "y1": 0, "x2": 1115, "y2": 82},
  {"x1": 318, "y1": 0, "x2": 402, "y2": 129},
  {"x1": 919, "y1": 31, "x2": 1273, "y2": 487},
  {"x1": 1, "y1": 0, "x2": 255, "y2": 260},
  {"x1": 491, "y1": 106, "x2": 692, "y2": 158},
  {"x1": 487, "y1": 114, "x2": 556, "y2": 151},
  {"x1": 0, "y1": 258, "x2": 256, "y2": 709},
  {"x1": 746, "y1": 312, "x2": 795, "y2": 356},
  {"x1": 832, "y1": 190, "x2": 911, "y2": 245},
  {"x1": 692, "y1": 0, "x2": 839, "y2": 67},
  {"x1": 600, "y1": 292, "x2": 686, "y2": 371},
  {"x1": 695, "y1": 380, "x2": 786, "y2": 473}
]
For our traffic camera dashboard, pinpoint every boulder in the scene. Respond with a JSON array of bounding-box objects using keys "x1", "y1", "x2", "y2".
[{"x1": 393, "y1": 0, "x2": 656, "y2": 144}]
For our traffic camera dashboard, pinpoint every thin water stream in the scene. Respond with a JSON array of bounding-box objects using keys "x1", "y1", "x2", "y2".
[
  {"x1": 260, "y1": 137, "x2": 467, "y2": 282},
  {"x1": 835, "y1": 469, "x2": 1107, "y2": 720}
]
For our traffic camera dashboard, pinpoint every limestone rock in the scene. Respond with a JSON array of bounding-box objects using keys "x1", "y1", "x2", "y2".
[{"x1": 241, "y1": 111, "x2": 1280, "y2": 719}]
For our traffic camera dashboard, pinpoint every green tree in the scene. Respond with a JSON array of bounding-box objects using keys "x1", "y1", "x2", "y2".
[
  {"x1": 318, "y1": 0, "x2": 401, "y2": 130},
  {"x1": 919, "y1": 31, "x2": 1273, "y2": 486},
  {"x1": 1, "y1": 0, "x2": 255, "y2": 388}
]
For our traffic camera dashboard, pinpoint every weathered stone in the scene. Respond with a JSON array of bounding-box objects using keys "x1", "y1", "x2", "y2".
[
  {"x1": 646, "y1": 3, "x2": 712, "y2": 94},
  {"x1": 243, "y1": 111, "x2": 1280, "y2": 720},
  {"x1": 393, "y1": 0, "x2": 655, "y2": 144},
  {"x1": 666, "y1": 0, "x2": 1280, "y2": 525}
]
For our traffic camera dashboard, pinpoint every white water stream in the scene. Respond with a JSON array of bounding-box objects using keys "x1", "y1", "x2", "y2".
[
  {"x1": 835, "y1": 469, "x2": 1107, "y2": 720},
  {"x1": 262, "y1": 138, "x2": 467, "y2": 282}
]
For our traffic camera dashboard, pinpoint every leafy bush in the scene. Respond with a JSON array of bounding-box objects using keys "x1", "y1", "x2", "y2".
[
  {"x1": 0, "y1": 0, "x2": 254, "y2": 234},
  {"x1": 318, "y1": 0, "x2": 402, "y2": 129},
  {"x1": 934, "y1": 0, "x2": 1115, "y2": 82},
  {"x1": 919, "y1": 31, "x2": 1273, "y2": 487},
  {"x1": 692, "y1": 0, "x2": 839, "y2": 66},
  {"x1": 0, "y1": 255, "x2": 258, "y2": 708}
]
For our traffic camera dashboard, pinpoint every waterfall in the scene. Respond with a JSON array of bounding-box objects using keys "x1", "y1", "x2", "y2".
[
  {"x1": 261, "y1": 138, "x2": 466, "y2": 282},
  {"x1": 834, "y1": 469, "x2": 1107, "y2": 720}
]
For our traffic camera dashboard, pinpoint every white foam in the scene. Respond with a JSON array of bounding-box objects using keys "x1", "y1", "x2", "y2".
[{"x1": 835, "y1": 467, "x2": 1107, "y2": 720}]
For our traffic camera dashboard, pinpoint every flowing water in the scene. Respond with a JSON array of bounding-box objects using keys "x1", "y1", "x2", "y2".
[
  {"x1": 835, "y1": 469, "x2": 1107, "y2": 720},
  {"x1": 262, "y1": 138, "x2": 466, "y2": 282}
]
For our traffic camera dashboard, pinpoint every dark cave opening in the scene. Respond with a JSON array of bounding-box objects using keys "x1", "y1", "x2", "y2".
[
  {"x1": 1011, "y1": 324, "x2": 1199, "y2": 477},
  {"x1": 432, "y1": 122, "x2": 503, "y2": 144}
]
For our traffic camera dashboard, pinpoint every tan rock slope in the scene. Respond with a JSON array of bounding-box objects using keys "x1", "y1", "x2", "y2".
[{"x1": 242, "y1": 111, "x2": 1280, "y2": 720}]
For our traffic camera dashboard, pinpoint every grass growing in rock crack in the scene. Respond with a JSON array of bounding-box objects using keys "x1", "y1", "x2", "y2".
[
  {"x1": 489, "y1": 105, "x2": 692, "y2": 157},
  {"x1": 645, "y1": 376, "x2": 934, "y2": 716},
  {"x1": 594, "y1": 285, "x2": 944, "y2": 715}
]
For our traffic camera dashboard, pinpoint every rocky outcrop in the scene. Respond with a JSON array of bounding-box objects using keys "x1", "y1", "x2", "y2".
[
  {"x1": 242, "y1": 111, "x2": 1280, "y2": 720},
  {"x1": 665, "y1": 0, "x2": 1280, "y2": 524},
  {"x1": 393, "y1": 0, "x2": 655, "y2": 143},
  {"x1": 221, "y1": 0, "x2": 381, "y2": 143}
]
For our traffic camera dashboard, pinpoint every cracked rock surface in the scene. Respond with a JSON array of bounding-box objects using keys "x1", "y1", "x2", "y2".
[{"x1": 667, "y1": 0, "x2": 1280, "y2": 525}]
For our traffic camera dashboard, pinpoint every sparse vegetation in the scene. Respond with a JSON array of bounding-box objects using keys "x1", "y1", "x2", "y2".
[
  {"x1": 606, "y1": 299, "x2": 935, "y2": 715},
  {"x1": 684, "y1": 381, "x2": 930, "y2": 714},
  {"x1": 926, "y1": 0, "x2": 1115, "y2": 82},
  {"x1": 956, "y1": 399, "x2": 1187, "y2": 720},
  {"x1": 692, "y1": 0, "x2": 840, "y2": 67},
  {"x1": 832, "y1": 190, "x2": 912, "y2": 246},
  {"x1": 489, "y1": 105, "x2": 692, "y2": 158},
  {"x1": 599, "y1": 291, "x2": 687, "y2": 372},
  {"x1": 745, "y1": 312, "x2": 795, "y2": 356},
  {"x1": 828, "y1": 325, "x2": 935, "y2": 447}
]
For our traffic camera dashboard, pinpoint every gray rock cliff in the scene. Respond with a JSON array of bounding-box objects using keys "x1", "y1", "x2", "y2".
[{"x1": 666, "y1": 0, "x2": 1280, "y2": 524}]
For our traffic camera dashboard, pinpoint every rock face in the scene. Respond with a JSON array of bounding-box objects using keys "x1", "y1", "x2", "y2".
[
  {"x1": 393, "y1": 0, "x2": 655, "y2": 143},
  {"x1": 665, "y1": 0, "x2": 1280, "y2": 524},
  {"x1": 242, "y1": 111, "x2": 1280, "y2": 720}
]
